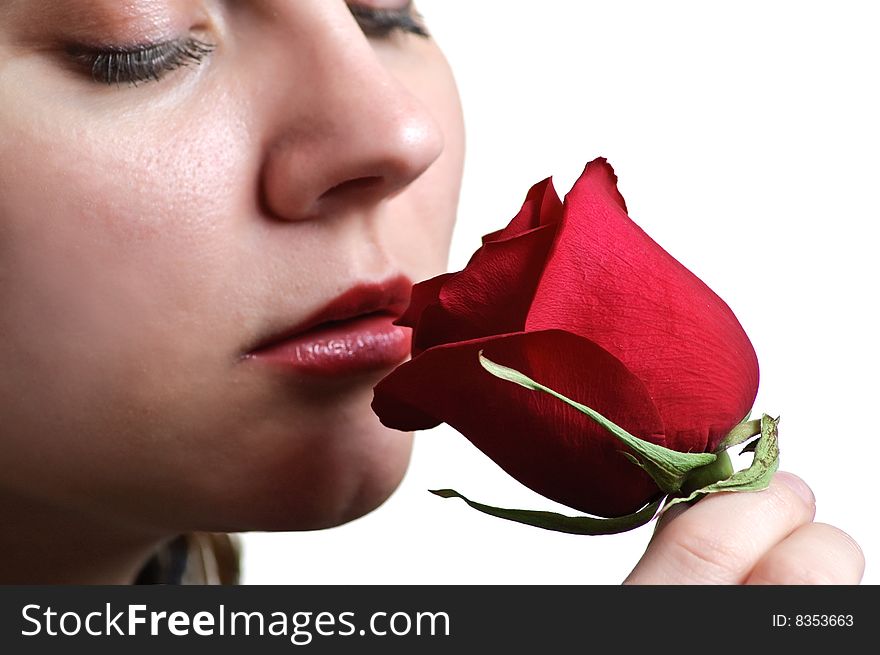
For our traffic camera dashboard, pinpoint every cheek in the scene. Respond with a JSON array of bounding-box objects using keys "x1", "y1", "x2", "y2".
[
  {"x1": 0, "y1": 84, "x2": 253, "y2": 496},
  {"x1": 0, "y1": 84, "x2": 248, "y2": 327},
  {"x1": 0, "y1": 82, "x2": 418, "y2": 530}
]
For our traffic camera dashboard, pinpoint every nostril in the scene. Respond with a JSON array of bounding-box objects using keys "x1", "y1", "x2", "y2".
[{"x1": 319, "y1": 175, "x2": 384, "y2": 202}]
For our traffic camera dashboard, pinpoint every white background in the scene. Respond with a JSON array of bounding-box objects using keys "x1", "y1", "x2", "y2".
[{"x1": 242, "y1": 0, "x2": 879, "y2": 584}]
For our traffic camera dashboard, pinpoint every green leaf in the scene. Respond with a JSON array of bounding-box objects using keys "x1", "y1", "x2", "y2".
[
  {"x1": 429, "y1": 489, "x2": 664, "y2": 535},
  {"x1": 660, "y1": 414, "x2": 780, "y2": 514},
  {"x1": 478, "y1": 352, "x2": 715, "y2": 493},
  {"x1": 714, "y1": 417, "x2": 762, "y2": 453}
]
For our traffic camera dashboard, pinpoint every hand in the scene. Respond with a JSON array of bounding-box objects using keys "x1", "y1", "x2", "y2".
[{"x1": 624, "y1": 471, "x2": 865, "y2": 584}]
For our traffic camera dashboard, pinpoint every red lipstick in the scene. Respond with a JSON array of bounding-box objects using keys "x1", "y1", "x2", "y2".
[{"x1": 244, "y1": 275, "x2": 413, "y2": 377}]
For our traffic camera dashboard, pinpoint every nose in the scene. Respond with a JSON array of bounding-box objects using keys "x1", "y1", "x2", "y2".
[{"x1": 259, "y1": 9, "x2": 445, "y2": 222}]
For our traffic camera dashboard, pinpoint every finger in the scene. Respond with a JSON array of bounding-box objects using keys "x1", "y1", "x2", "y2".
[
  {"x1": 651, "y1": 500, "x2": 689, "y2": 535},
  {"x1": 745, "y1": 522, "x2": 865, "y2": 584},
  {"x1": 624, "y1": 471, "x2": 816, "y2": 584}
]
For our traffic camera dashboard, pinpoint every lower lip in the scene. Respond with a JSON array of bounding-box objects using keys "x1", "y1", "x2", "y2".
[{"x1": 244, "y1": 314, "x2": 411, "y2": 377}]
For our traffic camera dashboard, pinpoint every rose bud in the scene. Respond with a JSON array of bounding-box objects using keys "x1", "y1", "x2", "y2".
[{"x1": 372, "y1": 158, "x2": 759, "y2": 519}]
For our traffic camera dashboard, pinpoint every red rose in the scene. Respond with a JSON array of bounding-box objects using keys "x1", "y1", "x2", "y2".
[{"x1": 372, "y1": 158, "x2": 759, "y2": 518}]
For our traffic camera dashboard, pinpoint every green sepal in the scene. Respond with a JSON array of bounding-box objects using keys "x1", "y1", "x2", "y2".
[
  {"x1": 714, "y1": 416, "x2": 762, "y2": 453},
  {"x1": 679, "y1": 450, "x2": 734, "y2": 498},
  {"x1": 478, "y1": 352, "x2": 715, "y2": 493},
  {"x1": 429, "y1": 489, "x2": 664, "y2": 535},
  {"x1": 659, "y1": 414, "x2": 780, "y2": 514}
]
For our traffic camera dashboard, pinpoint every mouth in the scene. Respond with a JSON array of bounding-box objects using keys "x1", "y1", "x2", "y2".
[{"x1": 243, "y1": 274, "x2": 415, "y2": 377}]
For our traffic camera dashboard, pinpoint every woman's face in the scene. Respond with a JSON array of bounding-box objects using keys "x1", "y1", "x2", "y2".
[{"x1": 0, "y1": 1, "x2": 464, "y2": 534}]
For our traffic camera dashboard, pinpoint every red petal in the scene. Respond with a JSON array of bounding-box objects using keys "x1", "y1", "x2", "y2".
[
  {"x1": 405, "y1": 178, "x2": 563, "y2": 357},
  {"x1": 395, "y1": 273, "x2": 455, "y2": 330},
  {"x1": 526, "y1": 158, "x2": 759, "y2": 452},
  {"x1": 372, "y1": 329, "x2": 667, "y2": 517},
  {"x1": 410, "y1": 224, "x2": 558, "y2": 356},
  {"x1": 481, "y1": 177, "x2": 563, "y2": 244}
]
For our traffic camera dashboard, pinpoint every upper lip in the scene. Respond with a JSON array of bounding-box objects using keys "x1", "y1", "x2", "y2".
[{"x1": 247, "y1": 274, "x2": 414, "y2": 354}]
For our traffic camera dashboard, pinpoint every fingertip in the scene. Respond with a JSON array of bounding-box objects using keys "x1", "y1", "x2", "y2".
[
  {"x1": 745, "y1": 522, "x2": 866, "y2": 585},
  {"x1": 773, "y1": 471, "x2": 816, "y2": 510},
  {"x1": 816, "y1": 522, "x2": 866, "y2": 578}
]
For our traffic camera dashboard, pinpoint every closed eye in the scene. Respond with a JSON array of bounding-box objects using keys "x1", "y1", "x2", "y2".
[
  {"x1": 66, "y1": 37, "x2": 214, "y2": 87},
  {"x1": 65, "y1": 2, "x2": 429, "y2": 90},
  {"x1": 348, "y1": 1, "x2": 431, "y2": 38}
]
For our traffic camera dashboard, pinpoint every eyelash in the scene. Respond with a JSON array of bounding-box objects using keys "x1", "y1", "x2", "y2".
[
  {"x1": 68, "y1": 38, "x2": 214, "y2": 87},
  {"x1": 69, "y1": 4, "x2": 430, "y2": 88}
]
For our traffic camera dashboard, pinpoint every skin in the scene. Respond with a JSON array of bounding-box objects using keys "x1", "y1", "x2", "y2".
[{"x1": 0, "y1": 0, "x2": 863, "y2": 584}]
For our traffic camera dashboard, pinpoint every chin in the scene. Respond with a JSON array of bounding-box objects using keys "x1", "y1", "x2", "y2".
[{"x1": 197, "y1": 425, "x2": 415, "y2": 534}]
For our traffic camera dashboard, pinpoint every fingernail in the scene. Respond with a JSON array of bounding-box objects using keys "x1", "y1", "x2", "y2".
[{"x1": 776, "y1": 471, "x2": 815, "y2": 506}]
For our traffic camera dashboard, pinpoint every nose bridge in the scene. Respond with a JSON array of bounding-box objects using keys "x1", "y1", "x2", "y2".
[{"x1": 257, "y1": 2, "x2": 444, "y2": 222}]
